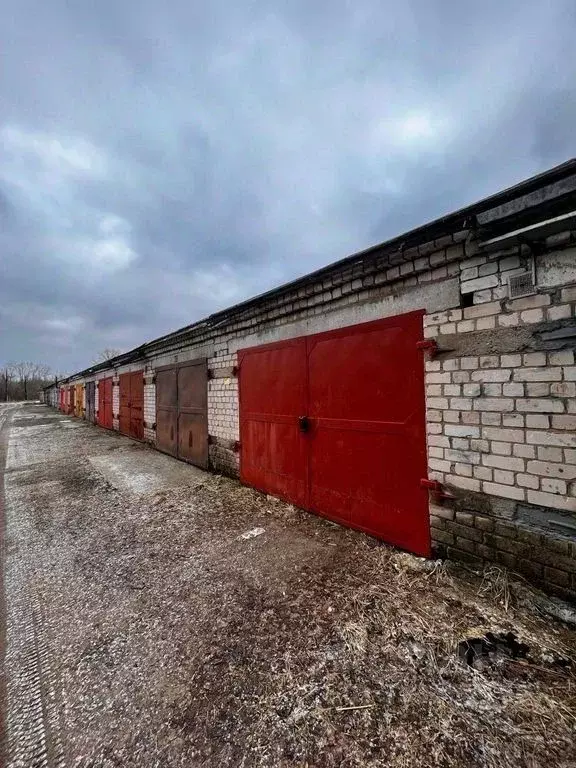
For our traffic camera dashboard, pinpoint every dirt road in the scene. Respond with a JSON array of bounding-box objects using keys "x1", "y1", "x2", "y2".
[{"x1": 1, "y1": 402, "x2": 575, "y2": 767}]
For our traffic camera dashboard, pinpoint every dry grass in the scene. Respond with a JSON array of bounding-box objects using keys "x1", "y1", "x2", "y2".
[{"x1": 478, "y1": 565, "x2": 511, "y2": 611}]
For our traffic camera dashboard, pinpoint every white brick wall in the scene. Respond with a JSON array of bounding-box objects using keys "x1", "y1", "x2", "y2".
[
  {"x1": 425, "y1": 284, "x2": 575, "y2": 339},
  {"x1": 425, "y1": 351, "x2": 576, "y2": 510},
  {"x1": 143, "y1": 380, "x2": 155, "y2": 442},
  {"x1": 112, "y1": 382, "x2": 120, "y2": 428},
  {"x1": 424, "y1": 239, "x2": 576, "y2": 339},
  {"x1": 207, "y1": 353, "x2": 239, "y2": 442}
]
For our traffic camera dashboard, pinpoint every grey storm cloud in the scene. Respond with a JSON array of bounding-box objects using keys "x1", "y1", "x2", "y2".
[{"x1": 1, "y1": 0, "x2": 576, "y2": 373}]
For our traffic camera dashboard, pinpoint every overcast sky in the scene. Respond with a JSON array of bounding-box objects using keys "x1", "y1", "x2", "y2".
[{"x1": 2, "y1": 0, "x2": 576, "y2": 373}]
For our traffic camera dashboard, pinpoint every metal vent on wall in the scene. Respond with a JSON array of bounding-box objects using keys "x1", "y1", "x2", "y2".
[{"x1": 508, "y1": 270, "x2": 536, "y2": 299}]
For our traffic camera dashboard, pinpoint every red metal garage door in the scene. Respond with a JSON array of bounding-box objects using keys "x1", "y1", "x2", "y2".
[
  {"x1": 97, "y1": 377, "x2": 113, "y2": 430},
  {"x1": 238, "y1": 311, "x2": 430, "y2": 556},
  {"x1": 239, "y1": 338, "x2": 309, "y2": 509},
  {"x1": 119, "y1": 371, "x2": 144, "y2": 440},
  {"x1": 130, "y1": 372, "x2": 144, "y2": 440},
  {"x1": 156, "y1": 367, "x2": 178, "y2": 457},
  {"x1": 155, "y1": 359, "x2": 209, "y2": 468},
  {"x1": 119, "y1": 374, "x2": 131, "y2": 436}
]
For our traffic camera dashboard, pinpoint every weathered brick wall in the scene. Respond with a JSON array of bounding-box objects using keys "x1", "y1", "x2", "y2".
[
  {"x1": 143, "y1": 367, "x2": 155, "y2": 442},
  {"x1": 422, "y1": 232, "x2": 576, "y2": 599},
  {"x1": 425, "y1": 261, "x2": 575, "y2": 339},
  {"x1": 426, "y1": 351, "x2": 575, "y2": 504},
  {"x1": 112, "y1": 374, "x2": 120, "y2": 430},
  {"x1": 207, "y1": 352, "x2": 240, "y2": 474},
  {"x1": 430, "y1": 504, "x2": 576, "y2": 596}
]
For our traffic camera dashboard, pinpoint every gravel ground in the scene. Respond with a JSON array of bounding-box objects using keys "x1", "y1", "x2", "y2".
[{"x1": 1, "y1": 402, "x2": 576, "y2": 768}]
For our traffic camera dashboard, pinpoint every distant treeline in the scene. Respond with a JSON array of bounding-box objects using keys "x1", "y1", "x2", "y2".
[{"x1": 0, "y1": 363, "x2": 64, "y2": 402}]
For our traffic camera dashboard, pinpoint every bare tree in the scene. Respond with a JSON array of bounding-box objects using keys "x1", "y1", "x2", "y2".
[
  {"x1": 13, "y1": 362, "x2": 36, "y2": 400},
  {"x1": 36, "y1": 363, "x2": 52, "y2": 380},
  {"x1": 1, "y1": 364, "x2": 14, "y2": 402},
  {"x1": 93, "y1": 348, "x2": 122, "y2": 364},
  {"x1": 11, "y1": 362, "x2": 53, "y2": 401}
]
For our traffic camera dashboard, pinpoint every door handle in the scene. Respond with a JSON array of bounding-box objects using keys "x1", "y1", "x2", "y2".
[{"x1": 299, "y1": 416, "x2": 311, "y2": 433}]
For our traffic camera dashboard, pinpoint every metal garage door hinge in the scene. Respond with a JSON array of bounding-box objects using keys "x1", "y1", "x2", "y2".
[
  {"x1": 420, "y1": 478, "x2": 454, "y2": 500},
  {"x1": 416, "y1": 339, "x2": 439, "y2": 358}
]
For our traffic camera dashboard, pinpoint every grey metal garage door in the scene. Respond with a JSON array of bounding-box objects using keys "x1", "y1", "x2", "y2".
[
  {"x1": 155, "y1": 359, "x2": 208, "y2": 469},
  {"x1": 85, "y1": 381, "x2": 96, "y2": 423}
]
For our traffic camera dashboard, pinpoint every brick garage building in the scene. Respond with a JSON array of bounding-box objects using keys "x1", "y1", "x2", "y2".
[{"x1": 48, "y1": 160, "x2": 576, "y2": 599}]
